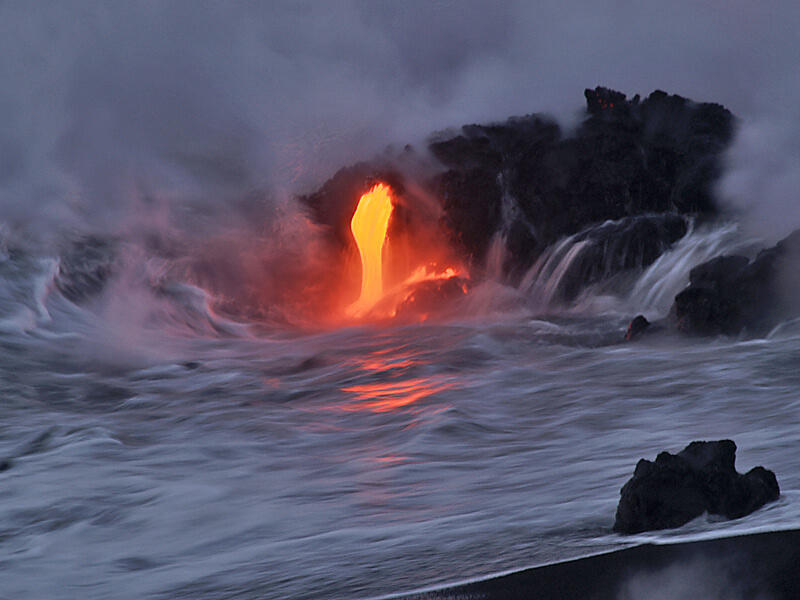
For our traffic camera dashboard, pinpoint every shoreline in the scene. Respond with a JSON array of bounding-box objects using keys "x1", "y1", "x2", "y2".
[{"x1": 390, "y1": 527, "x2": 800, "y2": 600}]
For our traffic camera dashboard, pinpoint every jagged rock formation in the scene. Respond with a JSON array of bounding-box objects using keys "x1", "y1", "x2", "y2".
[
  {"x1": 624, "y1": 315, "x2": 651, "y2": 341},
  {"x1": 431, "y1": 88, "x2": 732, "y2": 271},
  {"x1": 300, "y1": 87, "x2": 734, "y2": 299},
  {"x1": 668, "y1": 229, "x2": 800, "y2": 336},
  {"x1": 614, "y1": 440, "x2": 779, "y2": 534}
]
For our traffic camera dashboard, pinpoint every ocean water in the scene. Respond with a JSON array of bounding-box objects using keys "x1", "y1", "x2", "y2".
[{"x1": 1, "y1": 225, "x2": 798, "y2": 600}]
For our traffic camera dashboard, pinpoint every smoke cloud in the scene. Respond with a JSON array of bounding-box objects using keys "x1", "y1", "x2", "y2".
[{"x1": 0, "y1": 1, "x2": 799, "y2": 243}]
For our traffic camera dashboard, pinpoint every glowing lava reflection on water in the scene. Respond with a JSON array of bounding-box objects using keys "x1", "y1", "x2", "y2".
[
  {"x1": 333, "y1": 350, "x2": 456, "y2": 414},
  {"x1": 341, "y1": 377, "x2": 455, "y2": 413}
]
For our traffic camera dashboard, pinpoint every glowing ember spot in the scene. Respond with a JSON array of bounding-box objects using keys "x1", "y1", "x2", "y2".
[
  {"x1": 348, "y1": 183, "x2": 394, "y2": 316},
  {"x1": 402, "y1": 265, "x2": 460, "y2": 286}
]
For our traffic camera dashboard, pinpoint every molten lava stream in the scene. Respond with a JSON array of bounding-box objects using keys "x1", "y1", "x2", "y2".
[
  {"x1": 347, "y1": 183, "x2": 393, "y2": 317},
  {"x1": 343, "y1": 181, "x2": 468, "y2": 322}
]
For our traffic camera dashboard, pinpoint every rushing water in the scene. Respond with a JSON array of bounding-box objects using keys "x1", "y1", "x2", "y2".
[{"x1": 1, "y1": 225, "x2": 799, "y2": 600}]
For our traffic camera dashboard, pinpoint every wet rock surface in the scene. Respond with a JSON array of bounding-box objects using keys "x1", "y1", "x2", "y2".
[
  {"x1": 392, "y1": 276, "x2": 470, "y2": 321},
  {"x1": 614, "y1": 440, "x2": 780, "y2": 534},
  {"x1": 669, "y1": 229, "x2": 800, "y2": 336},
  {"x1": 624, "y1": 315, "x2": 650, "y2": 341},
  {"x1": 543, "y1": 214, "x2": 688, "y2": 302}
]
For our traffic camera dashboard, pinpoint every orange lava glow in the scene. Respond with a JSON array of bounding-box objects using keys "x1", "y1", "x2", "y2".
[
  {"x1": 348, "y1": 183, "x2": 394, "y2": 317},
  {"x1": 383, "y1": 264, "x2": 467, "y2": 318},
  {"x1": 302, "y1": 180, "x2": 469, "y2": 325},
  {"x1": 400, "y1": 265, "x2": 462, "y2": 287},
  {"x1": 310, "y1": 350, "x2": 457, "y2": 416},
  {"x1": 341, "y1": 377, "x2": 455, "y2": 412}
]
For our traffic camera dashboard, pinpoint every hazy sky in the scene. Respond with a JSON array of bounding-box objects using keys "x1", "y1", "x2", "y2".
[{"x1": 0, "y1": 1, "x2": 798, "y2": 238}]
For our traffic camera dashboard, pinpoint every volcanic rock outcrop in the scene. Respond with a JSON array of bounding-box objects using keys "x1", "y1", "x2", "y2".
[
  {"x1": 431, "y1": 88, "x2": 731, "y2": 271},
  {"x1": 300, "y1": 87, "x2": 734, "y2": 297},
  {"x1": 534, "y1": 214, "x2": 687, "y2": 303},
  {"x1": 667, "y1": 229, "x2": 800, "y2": 336},
  {"x1": 624, "y1": 315, "x2": 651, "y2": 341},
  {"x1": 613, "y1": 440, "x2": 779, "y2": 534}
]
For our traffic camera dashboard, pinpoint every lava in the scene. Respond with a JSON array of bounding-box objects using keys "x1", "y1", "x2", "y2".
[
  {"x1": 337, "y1": 181, "x2": 468, "y2": 322},
  {"x1": 348, "y1": 183, "x2": 394, "y2": 316}
]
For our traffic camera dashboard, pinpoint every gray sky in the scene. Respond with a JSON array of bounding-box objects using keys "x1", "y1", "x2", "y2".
[{"x1": 1, "y1": 1, "x2": 799, "y2": 239}]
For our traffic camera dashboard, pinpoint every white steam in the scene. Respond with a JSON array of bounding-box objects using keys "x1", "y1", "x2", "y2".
[
  {"x1": 0, "y1": 1, "x2": 799, "y2": 245},
  {"x1": 719, "y1": 118, "x2": 800, "y2": 244}
]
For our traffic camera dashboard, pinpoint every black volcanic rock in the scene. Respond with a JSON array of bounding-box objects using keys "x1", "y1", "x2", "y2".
[
  {"x1": 624, "y1": 315, "x2": 650, "y2": 341},
  {"x1": 614, "y1": 440, "x2": 779, "y2": 534},
  {"x1": 624, "y1": 314, "x2": 668, "y2": 341},
  {"x1": 584, "y1": 87, "x2": 629, "y2": 115},
  {"x1": 670, "y1": 229, "x2": 800, "y2": 336},
  {"x1": 545, "y1": 214, "x2": 688, "y2": 302},
  {"x1": 432, "y1": 164, "x2": 504, "y2": 264},
  {"x1": 392, "y1": 276, "x2": 470, "y2": 321},
  {"x1": 426, "y1": 114, "x2": 561, "y2": 266},
  {"x1": 300, "y1": 87, "x2": 734, "y2": 285},
  {"x1": 432, "y1": 88, "x2": 732, "y2": 272}
]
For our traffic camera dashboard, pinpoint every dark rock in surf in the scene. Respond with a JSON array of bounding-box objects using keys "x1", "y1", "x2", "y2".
[
  {"x1": 624, "y1": 315, "x2": 650, "y2": 340},
  {"x1": 613, "y1": 440, "x2": 779, "y2": 534},
  {"x1": 624, "y1": 315, "x2": 667, "y2": 341},
  {"x1": 670, "y1": 229, "x2": 800, "y2": 336},
  {"x1": 392, "y1": 276, "x2": 470, "y2": 321},
  {"x1": 542, "y1": 214, "x2": 688, "y2": 302}
]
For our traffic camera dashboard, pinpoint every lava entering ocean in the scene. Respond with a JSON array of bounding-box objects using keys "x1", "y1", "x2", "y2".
[
  {"x1": 348, "y1": 183, "x2": 394, "y2": 317},
  {"x1": 343, "y1": 182, "x2": 467, "y2": 322}
]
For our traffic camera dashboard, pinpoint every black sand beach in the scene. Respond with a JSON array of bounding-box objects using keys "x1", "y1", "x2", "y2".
[{"x1": 399, "y1": 528, "x2": 800, "y2": 599}]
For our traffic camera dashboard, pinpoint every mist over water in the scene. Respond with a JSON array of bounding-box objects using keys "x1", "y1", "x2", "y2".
[
  {"x1": 2, "y1": 2, "x2": 800, "y2": 236},
  {"x1": 2, "y1": 3, "x2": 800, "y2": 599}
]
